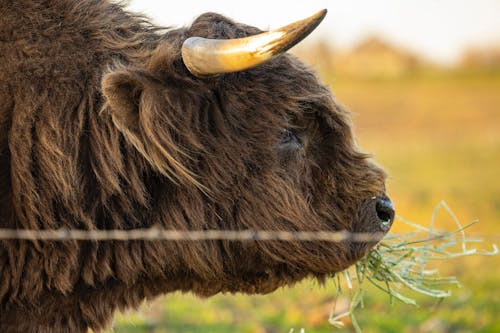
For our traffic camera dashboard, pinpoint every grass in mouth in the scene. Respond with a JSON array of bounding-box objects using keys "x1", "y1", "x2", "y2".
[{"x1": 328, "y1": 201, "x2": 498, "y2": 332}]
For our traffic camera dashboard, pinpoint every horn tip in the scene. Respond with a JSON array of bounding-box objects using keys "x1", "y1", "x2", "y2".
[{"x1": 313, "y1": 9, "x2": 328, "y2": 24}]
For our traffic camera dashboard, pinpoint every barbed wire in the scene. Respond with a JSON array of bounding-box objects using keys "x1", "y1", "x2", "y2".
[{"x1": 0, "y1": 228, "x2": 388, "y2": 242}]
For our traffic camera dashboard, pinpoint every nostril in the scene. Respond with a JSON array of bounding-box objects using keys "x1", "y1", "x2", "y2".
[{"x1": 375, "y1": 199, "x2": 395, "y2": 229}]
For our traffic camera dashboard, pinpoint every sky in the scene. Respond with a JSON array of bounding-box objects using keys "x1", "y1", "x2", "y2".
[{"x1": 128, "y1": 0, "x2": 500, "y2": 65}]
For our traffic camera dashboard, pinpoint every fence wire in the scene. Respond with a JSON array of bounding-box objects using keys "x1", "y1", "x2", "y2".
[{"x1": 0, "y1": 228, "x2": 386, "y2": 242}]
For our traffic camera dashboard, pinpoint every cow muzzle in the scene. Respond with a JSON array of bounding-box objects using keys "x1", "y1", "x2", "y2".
[{"x1": 359, "y1": 196, "x2": 395, "y2": 233}]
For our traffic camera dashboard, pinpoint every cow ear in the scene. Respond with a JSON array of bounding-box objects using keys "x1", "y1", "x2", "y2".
[
  {"x1": 101, "y1": 69, "x2": 205, "y2": 191},
  {"x1": 101, "y1": 69, "x2": 144, "y2": 133}
]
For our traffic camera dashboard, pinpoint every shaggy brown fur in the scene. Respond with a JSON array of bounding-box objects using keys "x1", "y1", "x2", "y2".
[{"x1": 0, "y1": 1, "x2": 391, "y2": 332}]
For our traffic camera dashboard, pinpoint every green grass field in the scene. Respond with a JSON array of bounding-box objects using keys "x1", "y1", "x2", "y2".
[{"x1": 108, "y1": 71, "x2": 500, "y2": 333}]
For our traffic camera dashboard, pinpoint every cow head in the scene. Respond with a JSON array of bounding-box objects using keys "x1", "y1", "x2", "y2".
[{"x1": 100, "y1": 10, "x2": 394, "y2": 295}]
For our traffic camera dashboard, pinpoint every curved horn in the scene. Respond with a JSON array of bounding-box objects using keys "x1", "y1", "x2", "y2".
[{"x1": 181, "y1": 9, "x2": 327, "y2": 77}]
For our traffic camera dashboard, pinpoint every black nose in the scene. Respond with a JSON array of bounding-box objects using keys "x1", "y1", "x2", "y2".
[{"x1": 375, "y1": 198, "x2": 395, "y2": 231}]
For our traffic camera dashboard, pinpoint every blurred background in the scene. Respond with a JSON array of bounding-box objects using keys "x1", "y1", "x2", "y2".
[{"x1": 110, "y1": 1, "x2": 500, "y2": 332}]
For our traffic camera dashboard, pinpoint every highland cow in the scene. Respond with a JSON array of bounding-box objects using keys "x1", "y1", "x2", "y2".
[{"x1": 0, "y1": 1, "x2": 394, "y2": 332}]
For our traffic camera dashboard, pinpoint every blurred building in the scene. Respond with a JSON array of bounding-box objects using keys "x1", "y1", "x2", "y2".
[
  {"x1": 333, "y1": 37, "x2": 420, "y2": 78},
  {"x1": 294, "y1": 37, "x2": 423, "y2": 78},
  {"x1": 460, "y1": 47, "x2": 500, "y2": 70}
]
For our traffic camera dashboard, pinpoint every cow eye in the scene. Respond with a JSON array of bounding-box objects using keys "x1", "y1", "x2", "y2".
[{"x1": 280, "y1": 129, "x2": 302, "y2": 148}]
